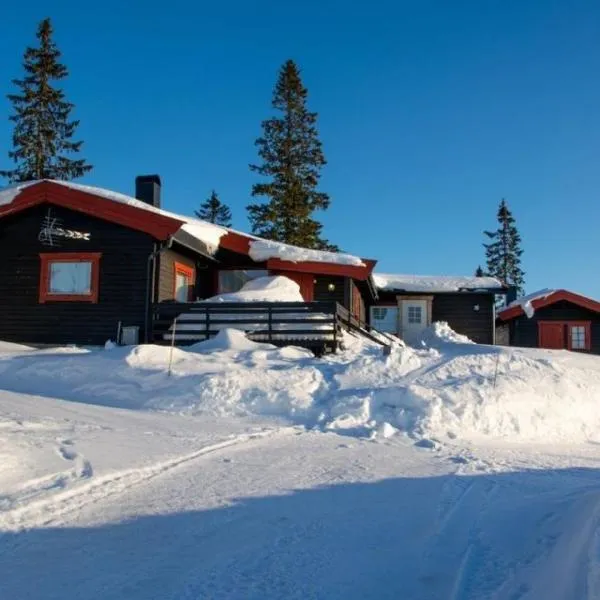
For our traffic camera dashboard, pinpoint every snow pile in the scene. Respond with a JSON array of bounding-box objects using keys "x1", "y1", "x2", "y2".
[
  {"x1": 249, "y1": 238, "x2": 364, "y2": 267},
  {"x1": 418, "y1": 322, "x2": 474, "y2": 347},
  {"x1": 373, "y1": 273, "x2": 503, "y2": 292},
  {"x1": 2, "y1": 332, "x2": 600, "y2": 443},
  {"x1": 203, "y1": 276, "x2": 304, "y2": 303},
  {"x1": 189, "y1": 328, "x2": 272, "y2": 352}
]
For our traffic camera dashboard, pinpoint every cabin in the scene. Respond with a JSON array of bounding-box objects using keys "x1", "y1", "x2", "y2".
[
  {"x1": 496, "y1": 289, "x2": 600, "y2": 354},
  {"x1": 0, "y1": 177, "x2": 378, "y2": 351},
  {"x1": 369, "y1": 274, "x2": 506, "y2": 345}
]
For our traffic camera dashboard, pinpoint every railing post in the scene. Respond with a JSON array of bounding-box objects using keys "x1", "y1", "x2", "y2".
[
  {"x1": 167, "y1": 317, "x2": 177, "y2": 376},
  {"x1": 268, "y1": 306, "x2": 273, "y2": 343},
  {"x1": 205, "y1": 306, "x2": 210, "y2": 340}
]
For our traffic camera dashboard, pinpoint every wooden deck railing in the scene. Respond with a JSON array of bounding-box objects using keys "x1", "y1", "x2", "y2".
[{"x1": 152, "y1": 301, "x2": 395, "y2": 353}]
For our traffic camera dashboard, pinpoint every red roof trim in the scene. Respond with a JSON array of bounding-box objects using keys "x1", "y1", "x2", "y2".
[
  {"x1": 498, "y1": 289, "x2": 600, "y2": 321},
  {"x1": 0, "y1": 181, "x2": 184, "y2": 241},
  {"x1": 265, "y1": 257, "x2": 376, "y2": 280}
]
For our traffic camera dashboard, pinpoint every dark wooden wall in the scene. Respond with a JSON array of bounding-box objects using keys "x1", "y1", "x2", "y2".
[
  {"x1": 156, "y1": 247, "x2": 198, "y2": 302},
  {"x1": 508, "y1": 300, "x2": 600, "y2": 354},
  {"x1": 314, "y1": 275, "x2": 347, "y2": 307},
  {"x1": 432, "y1": 294, "x2": 495, "y2": 344},
  {"x1": 371, "y1": 292, "x2": 495, "y2": 344},
  {"x1": 0, "y1": 204, "x2": 154, "y2": 345}
]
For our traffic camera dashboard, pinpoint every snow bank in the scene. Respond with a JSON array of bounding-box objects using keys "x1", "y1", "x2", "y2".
[
  {"x1": 2, "y1": 329, "x2": 600, "y2": 444},
  {"x1": 189, "y1": 329, "x2": 272, "y2": 352},
  {"x1": 249, "y1": 239, "x2": 364, "y2": 267},
  {"x1": 418, "y1": 322, "x2": 474, "y2": 347},
  {"x1": 203, "y1": 276, "x2": 304, "y2": 303},
  {"x1": 373, "y1": 273, "x2": 503, "y2": 292}
]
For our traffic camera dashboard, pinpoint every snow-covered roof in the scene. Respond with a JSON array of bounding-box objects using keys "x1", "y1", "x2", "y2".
[
  {"x1": 373, "y1": 273, "x2": 505, "y2": 293},
  {"x1": 498, "y1": 288, "x2": 600, "y2": 320},
  {"x1": 248, "y1": 239, "x2": 365, "y2": 267},
  {"x1": 54, "y1": 181, "x2": 228, "y2": 251},
  {"x1": 0, "y1": 180, "x2": 365, "y2": 267},
  {"x1": 506, "y1": 289, "x2": 556, "y2": 319}
]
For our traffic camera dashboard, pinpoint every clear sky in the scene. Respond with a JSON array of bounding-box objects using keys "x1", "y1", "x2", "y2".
[{"x1": 1, "y1": 1, "x2": 599, "y2": 297}]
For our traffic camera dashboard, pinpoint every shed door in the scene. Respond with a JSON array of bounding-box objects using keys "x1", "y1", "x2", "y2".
[
  {"x1": 538, "y1": 322, "x2": 565, "y2": 349},
  {"x1": 401, "y1": 300, "x2": 428, "y2": 344}
]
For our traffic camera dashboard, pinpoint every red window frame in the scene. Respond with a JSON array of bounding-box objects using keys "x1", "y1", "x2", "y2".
[
  {"x1": 566, "y1": 321, "x2": 591, "y2": 351},
  {"x1": 39, "y1": 252, "x2": 101, "y2": 304},
  {"x1": 173, "y1": 262, "x2": 195, "y2": 302}
]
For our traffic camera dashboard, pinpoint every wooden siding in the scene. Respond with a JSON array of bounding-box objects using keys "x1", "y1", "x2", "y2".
[
  {"x1": 432, "y1": 294, "x2": 495, "y2": 344},
  {"x1": 508, "y1": 300, "x2": 600, "y2": 354},
  {"x1": 371, "y1": 291, "x2": 495, "y2": 344},
  {"x1": 314, "y1": 276, "x2": 346, "y2": 308},
  {"x1": 0, "y1": 204, "x2": 155, "y2": 345},
  {"x1": 157, "y1": 248, "x2": 197, "y2": 302},
  {"x1": 350, "y1": 280, "x2": 366, "y2": 322}
]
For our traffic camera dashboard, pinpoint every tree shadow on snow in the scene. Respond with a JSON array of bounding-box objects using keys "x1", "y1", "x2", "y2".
[{"x1": 1, "y1": 466, "x2": 599, "y2": 600}]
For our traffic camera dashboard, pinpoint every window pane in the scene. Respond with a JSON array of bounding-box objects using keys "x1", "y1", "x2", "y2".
[
  {"x1": 408, "y1": 306, "x2": 422, "y2": 324},
  {"x1": 218, "y1": 270, "x2": 268, "y2": 294},
  {"x1": 49, "y1": 262, "x2": 92, "y2": 294},
  {"x1": 571, "y1": 326, "x2": 586, "y2": 349},
  {"x1": 175, "y1": 272, "x2": 190, "y2": 302}
]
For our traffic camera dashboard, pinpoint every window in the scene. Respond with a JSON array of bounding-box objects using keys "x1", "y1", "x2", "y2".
[
  {"x1": 174, "y1": 262, "x2": 194, "y2": 302},
  {"x1": 372, "y1": 307, "x2": 388, "y2": 321},
  {"x1": 217, "y1": 270, "x2": 268, "y2": 294},
  {"x1": 407, "y1": 305, "x2": 423, "y2": 324},
  {"x1": 569, "y1": 323, "x2": 590, "y2": 351},
  {"x1": 370, "y1": 306, "x2": 399, "y2": 333},
  {"x1": 39, "y1": 253, "x2": 101, "y2": 303}
]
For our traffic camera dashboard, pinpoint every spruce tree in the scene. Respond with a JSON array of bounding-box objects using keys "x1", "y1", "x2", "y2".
[
  {"x1": 247, "y1": 60, "x2": 336, "y2": 250},
  {"x1": 475, "y1": 265, "x2": 484, "y2": 277},
  {"x1": 484, "y1": 199, "x2": 525, "y2": 296},
  {"x1": 1, "y1": 18, "x2": 92, "y2": 183},
  {"x1": 194, "y1": 190, "x2": 232, "y2": 227}
]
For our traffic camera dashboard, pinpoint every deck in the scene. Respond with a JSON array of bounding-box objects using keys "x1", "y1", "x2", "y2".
[{"x1": 151, "y1": 301, "x2": 394, "y2": 354}]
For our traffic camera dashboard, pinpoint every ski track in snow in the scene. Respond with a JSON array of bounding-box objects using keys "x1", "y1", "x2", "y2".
[{"x1": 0, "y1": 426, "x2": 294, "y2": 535}]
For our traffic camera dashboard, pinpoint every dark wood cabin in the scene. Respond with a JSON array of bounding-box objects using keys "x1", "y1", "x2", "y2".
[
  {"x1": 497, "y1": 290, "x2": 600, "y2": 354},
  {"x1": 0, "y1": 177, "x2": 376, "y2": 347},
  {"x1": 369, "y1": 275, "x2": 506, "y2": 345}
]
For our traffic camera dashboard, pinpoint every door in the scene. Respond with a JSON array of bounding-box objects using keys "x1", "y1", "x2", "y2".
[
  {"x1": 401, "y1": 300, "x2": 428, "y2": 344},
  {"x1": 538, "y1": 322, "x2": 565, "y2": 349}
]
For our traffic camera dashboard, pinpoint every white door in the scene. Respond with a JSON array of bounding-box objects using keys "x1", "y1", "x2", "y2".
[{"x1": 401, "y1": 300, "x2": 428, "y2": 345}]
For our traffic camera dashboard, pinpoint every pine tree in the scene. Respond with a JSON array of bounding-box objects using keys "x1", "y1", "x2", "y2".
[
  {"x1": 484, "y1": 199, "x2": 525, "y2": 295},
  {"x1": 247, "y1": 60, "x2": 337, "y2": 250},
  {"x1": 194, "y1": 190, "x2": 232, "y2": 227},
  {"x1": 1, "y1": 18, "x2": 92, "y2": 183},
  {"x1": 475, "y1": 265, "x2": 484, "y2": 277}
]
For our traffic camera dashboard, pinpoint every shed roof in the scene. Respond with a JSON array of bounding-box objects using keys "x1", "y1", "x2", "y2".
[{"x1": 498, "y1": 289, "x2": 600, "y2": 321}]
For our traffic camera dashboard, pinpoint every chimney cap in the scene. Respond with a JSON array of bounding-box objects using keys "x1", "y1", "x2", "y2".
[{"x1": 135, "y1": 174, "x2": 161, "y2": 185}]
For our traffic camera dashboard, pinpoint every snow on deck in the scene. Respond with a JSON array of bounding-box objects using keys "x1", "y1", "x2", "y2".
[{"x1": 373, "y1": 273, "x2": 504, "y2": 292}]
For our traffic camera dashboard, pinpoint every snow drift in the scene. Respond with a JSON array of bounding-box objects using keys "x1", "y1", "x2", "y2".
[{"x1": 1, "y1": 325, "x2": 600, "y2": 444}]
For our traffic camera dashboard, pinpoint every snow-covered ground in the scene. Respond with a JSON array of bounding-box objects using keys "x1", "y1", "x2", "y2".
[{"x1": 2, "y1": 330, "x2": 600, "y2": 599}]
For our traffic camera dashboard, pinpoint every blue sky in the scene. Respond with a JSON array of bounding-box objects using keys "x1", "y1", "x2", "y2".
[{"x1": 1, "y1": 1, "x2": 599, "y2": 297}]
